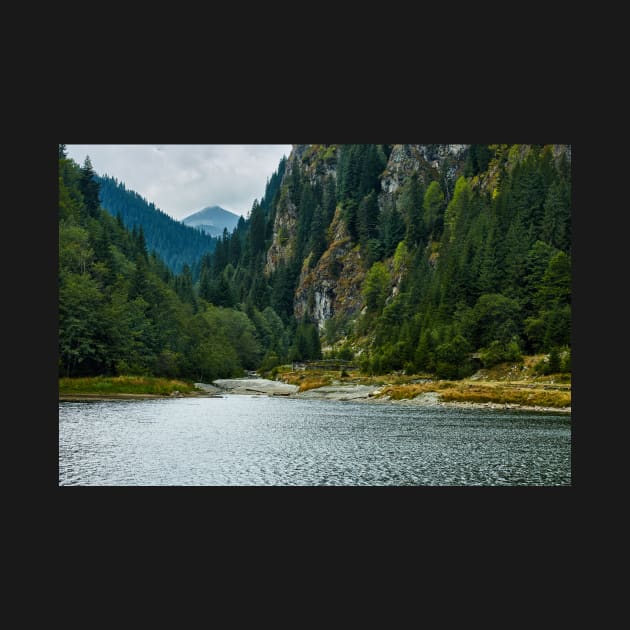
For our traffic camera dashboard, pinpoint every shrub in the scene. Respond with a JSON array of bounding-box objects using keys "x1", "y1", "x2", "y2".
[{"x1": 479, "y1": 339, "x2": 522, "y2": 368}]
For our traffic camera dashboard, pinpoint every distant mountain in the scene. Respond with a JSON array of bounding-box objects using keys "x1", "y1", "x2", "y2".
[
  {"x1": 182, "y1": 205, "x2": 241, "y2": 237},
  {"x1": 97, "y1": 175, "x2": 217, "y2": 274}
]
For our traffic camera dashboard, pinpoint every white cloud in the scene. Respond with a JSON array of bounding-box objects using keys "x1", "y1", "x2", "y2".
[{"x1": 64, "y1": 144, "x2": 292, "y2": 220}]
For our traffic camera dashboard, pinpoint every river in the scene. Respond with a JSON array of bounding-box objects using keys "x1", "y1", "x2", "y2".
[{"x1": 58, "y1": 395, "x2": 571, "y2": 486}]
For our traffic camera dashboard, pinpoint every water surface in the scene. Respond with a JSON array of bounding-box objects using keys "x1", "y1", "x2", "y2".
[{"x1": 59, "y1": 395, "x2": 571, "y2": 486}]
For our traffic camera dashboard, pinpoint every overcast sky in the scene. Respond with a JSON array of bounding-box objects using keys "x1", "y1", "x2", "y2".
[{"x1": 64, "y1": 144, "x2": 292, "y2": 220}]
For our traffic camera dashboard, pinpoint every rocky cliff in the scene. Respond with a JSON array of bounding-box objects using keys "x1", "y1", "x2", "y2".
[
  {"x1": 266, "y1": 144, "x2": 471, "y2": 330},
  {"x1": 293, "y1": 206, "x2": 365, "y2": 329}
]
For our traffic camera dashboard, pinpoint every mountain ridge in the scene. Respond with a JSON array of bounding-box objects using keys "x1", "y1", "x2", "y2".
[
  {"x1": 97, "y1": 174, "x2": 217, "y2": 274},
  {"x1": 182, "y1": 205, "x2": 241, "y2": 237}
]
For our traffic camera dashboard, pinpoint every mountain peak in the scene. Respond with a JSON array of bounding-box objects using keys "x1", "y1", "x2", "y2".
[{"x1": 182, "y1": 205, "x2": 241, "y2": 237}]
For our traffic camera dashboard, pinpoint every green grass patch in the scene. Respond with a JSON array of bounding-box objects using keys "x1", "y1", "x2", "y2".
[{"x1": 59, "y1": 375, "x2": 196, "y2": 396}]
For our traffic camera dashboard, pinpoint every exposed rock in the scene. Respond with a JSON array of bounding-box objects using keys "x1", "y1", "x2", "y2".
[
  {"x1": 380, "y1": 144, "x2": 469, "y2": 196},
  {"x1": 296, "y1": 384, "x2": 377, "y2": 401},
  {"x1": 265, "y1": 192, "x2": 298, "y2": 274},
  {"x1": 268, "y1": 144, "x2": 470, "y2": 328},
  {"x1": 294, "y1": 208, "x2": 365, "y2": 329},
  {"x1": 213, "y1": 377, "x2": 299, "y2": 396},
  {"x1": 194, "y1": 382, "x2": 223, "y2": 396}
]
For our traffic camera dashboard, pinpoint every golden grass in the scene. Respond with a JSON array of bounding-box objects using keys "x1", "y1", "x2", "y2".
[
  {"x1": 278, "y1": 357, "x2": 571, "y2": 409},
  {"x1": 439, "y1": 384, "x2": 571, "y2": 408},
  {"x1": 297, "y1": 377, "x2": 332, "y2": 392},
  {"x1": 376, "y1": 381, "x2": 570, "y2": 408}
]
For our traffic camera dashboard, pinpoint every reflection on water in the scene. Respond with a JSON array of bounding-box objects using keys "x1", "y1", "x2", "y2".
[{"x1": 59, "y1": 396, "x2": 571, "y2": 486}]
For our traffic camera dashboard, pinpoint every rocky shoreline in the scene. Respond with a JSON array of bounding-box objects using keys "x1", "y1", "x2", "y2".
[
  {"x1": 209, "y1": 377, "x2": 571, "y2": 414},
  {"x1": 59, "y1": 377, "x2": 569, "y2": 413}
]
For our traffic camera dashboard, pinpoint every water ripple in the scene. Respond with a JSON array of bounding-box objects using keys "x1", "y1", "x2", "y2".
[{"x1": 59, "y1": 397, "x2": 571, "y2": 486}]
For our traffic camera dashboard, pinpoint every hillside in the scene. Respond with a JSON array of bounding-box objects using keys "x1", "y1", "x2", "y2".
[
  {"x1": 97, "y1": 174, "x2": 217, "y2": 274},
  {"x1": 182, "y1": 205, "x2": 241, "y2": 237},
  {"x1": 59, "y1": 148, "x2": 292, "y2": 381},
  {"x1": 59, "y1": 144, "x2": 571, "y2": 387},
  {"x1": 201, "y1": 144, "x2": 571, "y2": 378}
]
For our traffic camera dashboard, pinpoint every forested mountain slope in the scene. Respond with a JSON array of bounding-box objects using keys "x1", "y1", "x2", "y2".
[
  {"x1": 58, "y1": 147, "x2": 289, "y2": 380},
  {"x1": 59, "y1": 144, "x2": 571, "y2": 382},
  {"x1": 201, "y1": 144, "x2": 571, "y2": 377},
  {"x1": 97, "y1": 174, "x2": 217, "y2": 274}
]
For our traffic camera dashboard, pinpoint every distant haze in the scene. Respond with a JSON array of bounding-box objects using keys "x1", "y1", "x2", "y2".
[
  {"x1": 64, "y1": 144, "x2": 292, "y2": 220},
  {"x1": 182, "y1": 206, "x2": 241, "y2": 238}
]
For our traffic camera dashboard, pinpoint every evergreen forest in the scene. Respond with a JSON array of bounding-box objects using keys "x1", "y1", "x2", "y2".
[{"x1": 59, "y1": 144, "x2": 571, "y2": 382}]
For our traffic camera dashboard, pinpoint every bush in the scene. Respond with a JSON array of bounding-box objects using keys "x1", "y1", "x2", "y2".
[
  {"x1": 359, "y1": 354, "x2": 371, "y2": 375},
  {"x1": 259, "y1": 351, "x2": 281, "y2": 372},
  {"x1": 548, "y1": 347, "x2": 561, "y2": 373},
  {"x1": 479, "y1": 339, "x2": 522, "y2": 368},
  {"x1": 435, "y1": 361, "x2": 460, "y2": 380},
  {"x1": 534, "y1": 346, "x2": 570, "y2": 375},
  {"x1": 337, "y1": 344, "x2": 354, "y2": 361}
]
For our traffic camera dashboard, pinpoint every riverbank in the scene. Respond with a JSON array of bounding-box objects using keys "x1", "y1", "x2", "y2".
[
  {"x1": 58, "y1": 375, "x2": 206, "y2": 401},
  {"x1": 59, "y1": 369, "x2": 571, "y2": 413},
  {"x1": 210, "y1": 374, "x2": 571, "y2": 413}
]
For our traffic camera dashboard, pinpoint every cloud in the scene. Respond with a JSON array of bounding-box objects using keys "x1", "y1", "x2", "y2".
[{"x1": 64, "y1": 144, "x2": 292, "y2": 220}]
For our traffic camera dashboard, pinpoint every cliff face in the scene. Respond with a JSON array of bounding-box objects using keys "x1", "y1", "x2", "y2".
[
  {"x1": 380, "y1": 144, "x2": 467, "y2": 196},
  {"x1": 264, "y1": 144, "x2": 474, "y2": 329},
  {"x1": 266, "y1": 143, "x2": 570, "y2": 330},
  {"x1": 265, "y1": 145, "x2": 338, "y2": 275},
  {"x1": 293, "y1": 207, "x2": 365, "y2": 329}
]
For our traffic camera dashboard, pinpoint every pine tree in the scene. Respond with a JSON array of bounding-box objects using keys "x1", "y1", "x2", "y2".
[
  {"x1": 308, "y1": 205, "x2": 327, "y2": 267},
  {"x1": 423, "y1": 181, "x2": 445, "y2": 239},
  {"x1": 357, "y1": 191, "x2": 379, "y2": 250},
  {"x1": 79, "y1": 156, "x2": 101, "y2": 217},
  {"x1": 248, "y1": 199, "x2": 266, "y2": 258},
  {"x1": 399, "y1": 174, "x2": 425, "y2": 247},
  {"x1": 542, "y1": 180, "x2": 571, "y2": 252}
]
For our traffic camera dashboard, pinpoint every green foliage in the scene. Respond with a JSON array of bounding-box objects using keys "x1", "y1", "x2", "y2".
[
  {"x1": 97, "y1": 174, "x2": 217, "y2": 274},
  {"x1": 59, "y1": 376, "x2": 195, "y2": 396},
  {"x1": 534, "y1": 346, "x2": 570, "y2": 375},
  {"x1": 423, "y1": 181, "x2": 446, "y2": 238},
  {"x1": 398, "y1": 174, "x2": 425, "y2": 247},
  {"x1": 79, "y1": 157, "x2": 101, "y2": 217},
  {"x1": 464, "y1": 144, "x2": 493, "y2": 176},
  {"x1": 362, "y1": 261, "x2": 390, "y2": 314},
  {"x1": 467, "y1": 293, "x2": 522, "y2": 349},
  {"x1": 60, "y1": 144, "x2": 571, "y2": 384},
  {"x1": 259, "y1": 351, "x2": 281, "y2": 372},
  {"x1": 434, "y1": 334, "x2": 473, "y2": 379},
  {"x1": 289, "y1": 320, "x2": 322, "y2": 361},
  {"x1": 443, "y1": 176, "x2": 471, "y2": 242},
  {"x1": 58, "y1": 153, "x2": 269, "y2": 381},
  {"x1": 337, "y1": 343, "x2": 354, "y2": 361},
  {"x1": 393, "y1": 241, "x2": 410, "y2": 273},
  {"x1": 478, "y1": 339, "x2": 522, "y2": 368}
]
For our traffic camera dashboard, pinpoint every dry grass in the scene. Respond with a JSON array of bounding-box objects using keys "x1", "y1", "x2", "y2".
[
  {"x1": 279, "y1": 356, "x2": 571, "y2": 408},
  {"x1": 376, "y1": 380, "x2": 570, "y2": 408},
  {"x1": 297, "y1": 377, "x2": 332, "y2": 392},
  {"x1": 280, "y1": 371, "x2": 334, "y2": 392},
  {"x1": 377, "y1": 383, "x2": 446, "y2": 400},
  {"x1": 439, "y1": 384, "x2": 571, "y2": 408}
]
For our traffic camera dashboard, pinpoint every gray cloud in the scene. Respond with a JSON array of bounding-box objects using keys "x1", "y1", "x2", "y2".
[{"x1": 64, "y1": 144, "x2": 292, "y2": 220}]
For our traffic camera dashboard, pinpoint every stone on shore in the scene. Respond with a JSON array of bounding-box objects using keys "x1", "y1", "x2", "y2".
[
  {"x1": 212, "y1": 378, "x2": 299, "y2": 396},
  {"x1": 296, "y1": 384, "x2": 378, "y2": 401}
]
